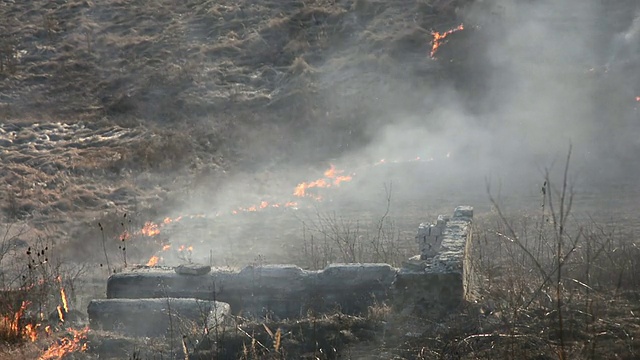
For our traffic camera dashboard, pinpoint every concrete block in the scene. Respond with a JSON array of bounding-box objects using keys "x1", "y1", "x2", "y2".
[
  {"x1": 87, "y1": 298, "x2": 230, "y2": 336},
  {"x1": 175, "y1": 263, "x2": 211, "y2": 276},
  {"x1": 453, "y1": 205, "x2": 473, "y2": 220}
]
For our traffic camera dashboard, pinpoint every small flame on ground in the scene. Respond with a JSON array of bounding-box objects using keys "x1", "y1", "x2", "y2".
[
  {"x1": 38, "y1": 327, "x2": 89, "y2": 360},
  {"x1": 24, "y1": 323, "x2": 38, "y2": 342},
  {"x1": 177, "y1": 245, "x2": 194, "y2": 252},
  {"x1": 430, "y1": 23, "x2": 464, "y2": 58},
  {"x1": 232, "y1": 199, "x2": 298, "y2": 214},
  {"x1": 141, "y1": 222, "x2": 160, "y2": 237},
  {"x1": 636, "y1": 96, "x2": 640, "y2": 102},
  {"x1": 2, "y1": 301, "x2": 29, "y2": 336},
  {"x1": 119, "y1": 230, "x2": 130, "y2": 241},
  {"x1": 137, "y1": 156, "x2": 448, "y2": 263},
  {"x1": 146, "y1": 255, "x2": 160, "y2": 267},
  {"x1": 293, "y1": 164, "x2": 353, "y2": 197},
  {"x1": 137, "y1": 215, "x2": 189, "y2": 237},
  {"x1": 60, "y1": 288, "x2": 69, "y2": 313},
  {"x1": 56, "y1": 306, "x2": 64, "y2": 322}
]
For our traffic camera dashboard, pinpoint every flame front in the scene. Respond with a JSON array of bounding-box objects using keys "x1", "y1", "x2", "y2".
[
  {"x1": 135, "y1": 157, "x2": 452, "y2": 264},
  {"x1": 38, "y1": 327, "x2": 89, "y2": 360},
  {"x1": 56, "y1": 306, "x2": 64, "y2": 322},
  {"x1": 430, "y1": 23, "x2": 464, "y2": 58},
  {"x1": 2, "y1": 301, "x2": 29, "y2": 337},
  {"x1": 178, "y1": 245, "x2": 193, "y2": 252},
  {"x1": 137, "y1": 215, "x2": 189, "y2": 238},
  {"x1": 293, "y1": 164, "x2": 353, "y2": 198},
  {"x1": 60, "y1": 288, "x2": 69, "y2": 313},
  {"x1": 146, "y1": 255, "x2": 160, "y2": 266},
  {"x1": 24, "y1": 323, "x2": 38, "y2": 342},
  {"x1": 1, "y1": 301, "x2": 45, "y2": 343},
  {"x1": 141, "y1": 222, "x2": 160, "y2": 237}
]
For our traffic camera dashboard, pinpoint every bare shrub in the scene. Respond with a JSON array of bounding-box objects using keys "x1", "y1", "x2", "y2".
[
  {"x1": 469, "y1": 146, "x2": 640, "y2": 359},
  {"x1": 298, "y1": 183, "x2": 406, "y2": 268}
]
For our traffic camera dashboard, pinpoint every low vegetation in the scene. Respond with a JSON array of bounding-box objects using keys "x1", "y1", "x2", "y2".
[{"x1": 0, "y1": 151, "x2": 638, "y2": 359}]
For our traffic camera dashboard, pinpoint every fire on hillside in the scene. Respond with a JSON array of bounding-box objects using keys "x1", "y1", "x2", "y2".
[
  {"x1": 430, "y1": 24, "x2": 465, "y2": 58},
  {"x1": 136, "y1": 157, "x2": 445, "y2": 267}
]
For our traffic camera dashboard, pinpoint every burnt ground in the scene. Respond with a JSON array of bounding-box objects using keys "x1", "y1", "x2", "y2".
[{"x1": 1, "y1": 0, "x2": 640, "y2": 359}]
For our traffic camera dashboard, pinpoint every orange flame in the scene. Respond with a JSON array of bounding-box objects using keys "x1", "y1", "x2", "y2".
[
  {"x1": 293, "y1": 164, "x2": 353, "y2": 197},
  {"x1": 636, "y1": 96, "x2": 640, "y2": 102},
  {"x1": 141, "y1": 222, "x2": 160, "y2": 237},
  {"x1": 119, "y1": 230, "x2": 130, "y2": 241},
  {"x1": 162, "y1": 244, "x2": 171, "y2": 251},
  {"x1": 232, "y1": 199, "x2": 300, "y2": 214},
  {"x1": 2, "y1": 301, "x2": 29, "y2": 337},
  {"x1": 146, "y1": 255, "x2": 160, "y2": 267},
  {"x1": 24, "y1": 323, "x2": 38, "y2": 342},
  {"x1": 323, "y1": 165, "x2": 337, "y2": 178},
  {"x1": 177, "y1": 245, "x2": 193, "y2": 252},
  {"x1": 60, "y1": 288, "x2": 69, "y2": 313},
  {"x1": 138, "y1": 216, "x2": 187, "y2": 237},
  {"x1": 38, "y1": 327, "x2": 89, "y2": 360},
  {"x1": 56, "y1": 306, "x2": 64, "y2": 322},
  {"x1": 430, "y1": 23, "x2": 464, "y2": 58}
]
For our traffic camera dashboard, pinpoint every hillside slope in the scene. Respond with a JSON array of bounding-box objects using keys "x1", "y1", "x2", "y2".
[{"x1": 0, "y1": 0, "x2": 470, "y2": 252}]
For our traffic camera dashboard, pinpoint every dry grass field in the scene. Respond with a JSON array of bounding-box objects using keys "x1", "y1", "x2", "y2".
[{"x1": 1, "y1": 0, "x2": 640, "y2": 358}]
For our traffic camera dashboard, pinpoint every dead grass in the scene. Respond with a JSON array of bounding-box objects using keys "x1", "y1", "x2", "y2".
[{"x1": 1, "y1": 0, "x2": 638, "y2": 358}]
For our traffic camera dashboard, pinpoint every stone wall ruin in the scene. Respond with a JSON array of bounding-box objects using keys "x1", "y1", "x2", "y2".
[{"x1": 88, "y1": 206, "x2": 475, "y2": 335}]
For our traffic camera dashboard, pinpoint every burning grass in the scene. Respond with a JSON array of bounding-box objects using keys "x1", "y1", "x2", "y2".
[
  {"x1": 1, "y1": 0, "x2": 639, "y2": 358},
  {"x1": 38, "y1": 327, "x2": 89, "y2": 360},
  {"x1": 430, "y1": 23, "x2": 465, "y2": 58},
  {"x1": 0, "y1": 298, "x2": 88, "y2": 359}
]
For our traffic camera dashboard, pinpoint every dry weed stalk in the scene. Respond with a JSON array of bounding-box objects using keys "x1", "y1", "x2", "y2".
[
  {"x1": 476, "y1": 145, "x2": 640, "y2": 358},
  {"x1": 299, "y1": 182, "x2": 403, "y2": 268}
]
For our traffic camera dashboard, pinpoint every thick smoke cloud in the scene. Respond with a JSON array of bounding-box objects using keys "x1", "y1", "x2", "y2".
[
  {"x1": 178, "y1": 0, "x2": 640, "y2": 266},
  {"x1": 345, "y1": 0, "x2": 640, "y2": 197}
]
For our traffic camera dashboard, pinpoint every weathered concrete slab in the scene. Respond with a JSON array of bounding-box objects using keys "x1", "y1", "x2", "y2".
[
  {"x1": 107, "y1": 263, "x2": 398, "y2": 319},
  {"x1": 87, "y1": 298, "x2": 230, "y2": 336},
  {"x1": 305, "y1": 263, "x2": 397, "y2": 315},
  {"x1": 175, "y1": 263, "x2": 211, "y2": 276}
]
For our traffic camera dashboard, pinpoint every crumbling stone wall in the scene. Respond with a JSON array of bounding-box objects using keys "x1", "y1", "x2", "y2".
[
  {"x1": 90, "y1": 206, "x2": 475, "y2": 334},
  {"x1": 105, "y1": 263, "x2": 397, "y2": 319},
  {"x1": 393, "y1": 206, "x2": 474, "y2": 316}
]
